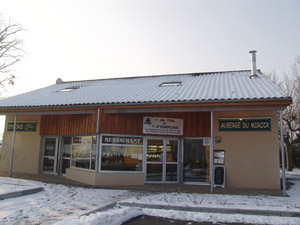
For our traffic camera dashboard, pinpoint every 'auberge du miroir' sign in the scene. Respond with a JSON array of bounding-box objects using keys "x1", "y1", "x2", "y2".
[{"x1": 219, "y1": 118, "x2": 271, "y2": 132}]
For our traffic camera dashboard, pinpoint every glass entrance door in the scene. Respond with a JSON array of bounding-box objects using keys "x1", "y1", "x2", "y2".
[
  {"x1": 146, "y1": 138, "x2": 178, "y2": 183},
  {"x1": 183, "y1": 139, "x2": 210, "y2": 183},
  {"x1": 42, "y1": 137, "x2": 58, "y2": 174}
]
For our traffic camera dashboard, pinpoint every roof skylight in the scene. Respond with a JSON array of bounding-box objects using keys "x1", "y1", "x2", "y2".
[
  {"x1": 160, "y1": 82, "x2": 182, "y2": 87},
  {"x1": 58, "y1": 86, "x2": 79, "y2": 92}
]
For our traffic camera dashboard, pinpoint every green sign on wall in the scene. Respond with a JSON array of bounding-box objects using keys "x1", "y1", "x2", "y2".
[
  {"x1": 219, "y1": 118, "x2": 271, "y2": 132},
  {"x1": 7, "y1": 121, "x2": 37, "y2": 132}
]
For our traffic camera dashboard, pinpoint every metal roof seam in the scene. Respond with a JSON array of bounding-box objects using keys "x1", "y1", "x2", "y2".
[{"x1": 0, "y1": 71, "x2": 291, "y2": 108}]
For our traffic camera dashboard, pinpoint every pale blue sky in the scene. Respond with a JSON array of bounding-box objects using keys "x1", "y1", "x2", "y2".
[{"x1": 1, "y1": 0, "x2": 300, "y2": 97}]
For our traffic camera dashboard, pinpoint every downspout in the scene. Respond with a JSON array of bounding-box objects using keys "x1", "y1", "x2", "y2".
[
  {"x1": 9, "y1": 114, "x2": 18, "y2": 177},
  {"x1": 95, "y1": 108, "x2": 101, "y2": 173},
  {"x1": 280, "y1": 110, "x2": 286, "y2": 197},
  {"x1": 210, "y1": 111, "x2": 214, "y2": 193}
]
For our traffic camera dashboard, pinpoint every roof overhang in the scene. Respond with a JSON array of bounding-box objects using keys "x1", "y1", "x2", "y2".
[
  {"x1": 103, "y1": 99, "x2": 292, "y2": 113},
  {"x1": 0, "y1": 109, "x2": 97, "y2": 116},
  {"x1": 0, "y1": 98, "x2": 292, "y2": 115}
]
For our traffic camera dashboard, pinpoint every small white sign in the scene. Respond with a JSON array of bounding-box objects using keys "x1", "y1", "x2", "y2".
[
  {"x1": 203, "y1": 138, "x2": 210, "y2": 146},
  {"x1": 143, "y1": 116, "x2": 183, "y2": 135}
]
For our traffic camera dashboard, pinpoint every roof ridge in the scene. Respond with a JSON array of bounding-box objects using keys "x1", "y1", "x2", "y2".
[{"x1": 60, "y1": 69, "x2": 258, "y2": 84}]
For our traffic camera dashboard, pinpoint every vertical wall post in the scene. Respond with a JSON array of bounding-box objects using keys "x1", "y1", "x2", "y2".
[
  {"x1": 57, "y1": 137, "x2": 62, "y2": 175},
  {"x1": 9, "y1": 114, "x2": 18, "y2": 177},
  {"x1": 210, "y1": 111, "x2": 214, "y2": 193},
  {"x1": 178, "y1": 138, "x2": 183, "y2": 184},
  {"x1": 280, "y1": 110, "x2": 286, "y2": 197},
  {"x1": 95, "y1": 108, "x2": 101, "y2": 173}
]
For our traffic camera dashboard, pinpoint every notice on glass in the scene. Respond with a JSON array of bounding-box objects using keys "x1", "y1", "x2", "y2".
[{"x1": 143, "y1": 116, "x2": 183, "y2": 135}]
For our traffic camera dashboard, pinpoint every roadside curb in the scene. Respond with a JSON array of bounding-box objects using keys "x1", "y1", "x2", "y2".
[
  {"x1": 81, "y1": 201, "x2": 118, "y2": 216},
  {"x1": 81, "y1": 192, "x2": 150, "y2": 217},
  {"x1": 0, "y1": 187, "x2": 44, "y2": 200},
  {"x1": 119, "y1": 202, "x2": 300, "y2": 218}
]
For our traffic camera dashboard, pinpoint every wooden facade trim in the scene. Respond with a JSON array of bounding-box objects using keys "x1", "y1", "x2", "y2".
[
  {"x1": 40, "y1": 113, "x2": 98, "y2": 136},
  {"x1": 40, "y1": 111, "x2": 211, "y2": 137},
  {"x1": 98, "y1": 111, "x2": 211, "y2": 137}
]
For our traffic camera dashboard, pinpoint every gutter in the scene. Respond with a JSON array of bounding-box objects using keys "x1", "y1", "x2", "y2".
[{"x1": 0, "y1": 97, "x2": 293, "y2": 112}]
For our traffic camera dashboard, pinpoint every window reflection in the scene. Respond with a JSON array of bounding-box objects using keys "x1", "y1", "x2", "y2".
[
  {"x1": 101, "y1": 146, "x2": 143, "y2": 171},
  {"x1": 101, "y1": 136, "x2": 143, "y2": 172},
  {"x1": 62, "y1": 135, "x2": 96, "y2": 172}
]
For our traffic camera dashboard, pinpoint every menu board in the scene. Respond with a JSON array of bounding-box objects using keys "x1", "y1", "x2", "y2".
[
  {"x1": 214, "y1": 150, "x2": 225, "y2": 165},
  {"x1": 214, "y1": 166, "x2": 225, "y2": 188}
]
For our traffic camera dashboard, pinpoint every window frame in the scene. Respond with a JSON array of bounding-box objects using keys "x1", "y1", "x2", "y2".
[
  {"x1": 99, "y1": 133, "x2": 145, "y2": 174},
  {"x1": 63, "y1": 135, "x2": 96, "y2": 171},
  {"x1": 159, "y1": 81, "x2": 182, "y2": 87}
]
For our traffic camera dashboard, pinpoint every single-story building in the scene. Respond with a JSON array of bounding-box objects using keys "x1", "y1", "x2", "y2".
[{"x1": 0, "y1": 52, "x2": 292, "y2": 191}]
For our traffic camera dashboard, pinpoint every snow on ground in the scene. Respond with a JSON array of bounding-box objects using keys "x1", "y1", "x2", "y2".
[
  {"x1": 56, "y1": 169, "x2": 300, "y2": 225},
  {"x1": 0, "y1": 177, "x2": 40, "y2": 194},
  {"x1": 120, "y1": 192, "x2": 300, "y2": 212},
  {"x1": 0, "y1": 178, "x2": 140, "y2": 225},
  {"x1": 56, "y1": 205, "x2": 300, "y2": 225},
  {"x1": 1, "y1": 170, "x2": 300, "y2": 225},
  {"x1": 286, "y1": 168, "x2": 300, "y2": 197}
]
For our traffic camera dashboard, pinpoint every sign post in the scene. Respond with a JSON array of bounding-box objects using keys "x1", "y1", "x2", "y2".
[
  {"x1": 9, "y1": 114, "x2": 18, "y2": 177},
  {"x1": 280, "y1": 110, "x2": 286, "y2": 197},
  {"x1": 210, "y1": 111, "x2": 214, "y2": 193}
]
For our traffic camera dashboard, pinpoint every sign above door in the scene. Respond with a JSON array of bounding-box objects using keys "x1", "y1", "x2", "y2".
[{"x1": 143, "y1": 116, "x2": 183, "y2": 135}]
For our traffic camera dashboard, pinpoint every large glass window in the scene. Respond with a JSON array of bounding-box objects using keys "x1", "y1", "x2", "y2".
[
  {"x1": 183, "y1": 139, "x2": 210, "y2": 183},
  {"x1": 62, "y1": 136, "x2": 96, "y2": 171},
  {"x1": 101, "y1": 135, "x2": 143, "y2": 172}
]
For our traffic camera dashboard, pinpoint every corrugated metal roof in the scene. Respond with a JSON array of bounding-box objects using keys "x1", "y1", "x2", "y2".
[{"x1": 0, "y1": 70, "x2": 291, "y2": 108}]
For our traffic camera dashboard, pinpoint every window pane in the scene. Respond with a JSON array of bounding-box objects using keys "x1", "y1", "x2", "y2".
[
  {"x1": 62, "y1": 158, "x2": 70, "y2": 174},
  {"x1": 44, "y1": 138, "x2": 56, "y2": 156},
  {"x1": 43, "y1": 158, "x2": 55, "y2": 172},
  {"x1": 184, "y1": 139, "x2": 210, "y2": 183},
  {"x1": 62, "y1": 135, "x2": 97, "y2": 171},
  {"x1": 166, "y1": 164, "x2": 177, "y2": 181},
  {"x1": 166, "y1": 140, "x2": 178, "y2": 162},
  {"x1": 64, "y1": 137, "x2": 72, "y2": 145},
  {"x1": 91, "y1": 141, "x2": 97, "y2": 170},
  {"x1": 72, "y1": 145, "x2": 91, "y2": 169},
  {"x1": 92, "y1": 136, "x2": 97, "y2": 144},
  {"x1": 101, "y1": 146, "x2": 143, "y2": 171},
  {"x1": 62, "y1": 143, "x2": 71, "y2": 158},
  {"x1": 147, "y1": 139, "x2": 163, "y2": 162},
  {"x1": 146, "y1": 164, "x2": 162, "y2": 181},
  {"x1": 73, "y1": 136, "x2": 92, "y2": 144}
]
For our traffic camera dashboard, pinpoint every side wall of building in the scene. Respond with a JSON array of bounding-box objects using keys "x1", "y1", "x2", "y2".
[
  {"x1": 214, "y1": 110, "x2": 280, "y2": 189},
  {"x1": 0, "y1": 115, "x2": 41, "y2": 174}
]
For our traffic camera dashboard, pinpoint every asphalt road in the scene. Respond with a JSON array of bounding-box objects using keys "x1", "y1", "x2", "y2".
[{"x1": 123, "y1": 215, "x2": 250, "y2": 225}]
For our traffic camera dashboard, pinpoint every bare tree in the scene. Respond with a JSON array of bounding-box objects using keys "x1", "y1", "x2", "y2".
[
  {"x1": 275, "y1": 56, "x2": 300, "y2": 170},
  {"x1": 267, "y1": 56, "x2": 300, "y2": 170},
  {"x1": 283, "y1": 56, "x2": 300, "y2": 143},
  {"x1": 0, "y1": 14, "x2": 23, "y2": 89}
]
